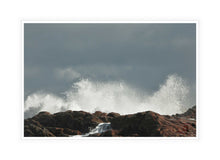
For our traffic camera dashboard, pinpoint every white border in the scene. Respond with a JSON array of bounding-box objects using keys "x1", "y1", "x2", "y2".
[
  {"x1": 22, "y1": 21, "x2": 198, "y2": 140},
  {"x1": 21, "y1": 21, "x2": 24, "y2": 138}
]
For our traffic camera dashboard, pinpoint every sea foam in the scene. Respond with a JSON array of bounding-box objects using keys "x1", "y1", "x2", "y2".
[{"x1": 24, "y1": 74, "x2": 194, "y2": 118}]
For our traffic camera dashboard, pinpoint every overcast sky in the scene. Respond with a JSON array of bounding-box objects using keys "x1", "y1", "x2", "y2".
[{"x1": 24, "y1": 23, "x2": 196, "y2": 100}]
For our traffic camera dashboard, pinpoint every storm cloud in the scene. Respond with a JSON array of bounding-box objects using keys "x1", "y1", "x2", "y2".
[
  {"x1": 24, "y1": 23, "x2": 196, "y2": 117},
  {"x1": 24, "y1": 23, "x2": 196, "y2": 94}
]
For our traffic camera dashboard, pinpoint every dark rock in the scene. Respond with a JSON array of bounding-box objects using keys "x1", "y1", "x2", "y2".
[
  {"x1": 24, "y1": 106, "x2": 196, "y2": 137},
  {"x1": 63, "y1": 128, "x2": 81, "y2": 135},
  {"x1": 110, "y1": 107, "x2": 196, "y2": 137},
  {"x1": 46, "y1": 127, "x2": 66, "y2": 137},
  {"x1": 107, "y1": 112, "x2": 120, "y2": 118},
  {"x1": 110, "y1": 111, "x2": 162, "y2": 136},
  {"x1": 32, "y1": 111, "x2": 56, "y2": 127},
  {"x1": 24, "y1": 110, "x2": 103, "y2": 137},
  {"x1": 93, "y1": 111, "x2": 107, "y2": 117},
  {"x1": 93, "y1": 111, "x2": 109, "y2": 122},
  {"x1": 54, "y1": 110, "x2": 103, "y2": 133},
  {"x1": 24, "y1": 119, "x2": 55, "y2": 137},
  {"x1": 175, "y1": 106, "x2": 196, "y2": 119},
  {"x1": 45, "y1": 127, "x2": 81, "y2": 136}
]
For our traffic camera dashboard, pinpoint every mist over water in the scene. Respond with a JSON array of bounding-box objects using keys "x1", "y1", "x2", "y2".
[{"x1": 24, "y1": 74, "x2": 194, "y2": 119}]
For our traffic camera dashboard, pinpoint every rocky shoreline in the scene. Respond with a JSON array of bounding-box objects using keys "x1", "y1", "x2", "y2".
[{"x1": 24, "y1": 106, "x2": 196, "y2": 137}]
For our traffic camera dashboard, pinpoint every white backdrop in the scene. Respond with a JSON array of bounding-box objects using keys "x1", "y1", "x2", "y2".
[{"x1": 0, "y1": 0, "x2": 219, "y2": 159}]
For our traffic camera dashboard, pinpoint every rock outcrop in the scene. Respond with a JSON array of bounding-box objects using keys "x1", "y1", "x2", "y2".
[
  {"x1": 24, "y1": 110, "x2": 113, "y2": 137},
  {"x1": 24, "y1": 106, "x2": 196, "y2": 137},
  {"x1": 24, "y1": 119, "x2": 55, "y2": 137},
  {"x1": 110, "y1": 109, "x2": 196, "y2": 137}
]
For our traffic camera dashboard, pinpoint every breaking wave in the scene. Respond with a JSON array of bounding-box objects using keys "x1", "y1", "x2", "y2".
[{"x1": 24, "y1": 74, "x2": 194, "y2": 119}]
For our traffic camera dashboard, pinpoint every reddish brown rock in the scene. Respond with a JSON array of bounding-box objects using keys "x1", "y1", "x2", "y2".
[
  {"x1": 24, "y1": 119, "x2": 55, "y2": 137},
  {"x1": 32, "y1": 111, "x2": 56, "y2": 127},
  {"x1": 110, "y1": 106, "x2": 196, "y2": 137},
  {"x1": 24, "y1": 106, "x2": 196, "y2": 137},
  {"x1": 46, "y1": 127, "x2": 81, "y2": 136},
  {"x1": 54, "y1": 110, "x2": 103, "y2": 133},
  {"x1": 93, "y1": 111, "x2": 107, "y2": 117},
  {"x1": 63, "y1": 128, "x2": 81, "y2": 135},
  {"x1": 92, "y1": 111, "x2": 109, "y2": 122},
  {"x1": 24, "y1": 110, "x2": 104, "y2": 136},
  {"x1": 107, "y1": 112, "x2": 120, "y2": 118},
  {"x1": 174, "y1": 106, "x2": 196, "y2": 119}
]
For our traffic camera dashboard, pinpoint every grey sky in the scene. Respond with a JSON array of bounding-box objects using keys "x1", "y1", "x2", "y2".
[{"x1": 24, "y1": 23, "x2": 196, "y2": 101}]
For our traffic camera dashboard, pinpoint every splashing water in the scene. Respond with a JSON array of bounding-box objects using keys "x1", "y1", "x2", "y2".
[
  {"x1": 71, "y1": 122, "x2": 112, "y2": 137},
  {"x1": 24, "y1": 74, "x2": 193, "y2": 118},
  {"x1": 85, "y1": 123, "x2": 111, "y2": 136}
]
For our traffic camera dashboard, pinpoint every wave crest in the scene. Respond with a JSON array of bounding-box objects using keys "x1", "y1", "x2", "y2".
[{"x1": 24, "y1": 74, "x2": 192, "y2": 118}]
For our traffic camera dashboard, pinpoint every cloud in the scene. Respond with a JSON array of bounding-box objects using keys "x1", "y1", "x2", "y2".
[{"x1": 55, "y1": 67, "x2": 81, "y2": 81}]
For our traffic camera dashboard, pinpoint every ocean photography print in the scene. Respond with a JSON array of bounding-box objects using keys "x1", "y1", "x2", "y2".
[{"x1": 23, "y1": 22, "x2": 196, "y2": 137}]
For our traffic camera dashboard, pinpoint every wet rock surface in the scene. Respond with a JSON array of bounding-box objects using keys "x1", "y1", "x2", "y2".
[{"x1": 24, "y1": 106, "x2": 196, "y2": 137}]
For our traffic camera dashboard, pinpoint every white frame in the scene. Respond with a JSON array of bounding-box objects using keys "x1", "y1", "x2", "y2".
[{"x1": 21, "y1": 21, "x2": 198, "y2": 140}]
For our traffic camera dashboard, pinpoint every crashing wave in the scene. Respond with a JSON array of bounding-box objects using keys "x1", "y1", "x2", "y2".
[{"x1": 24, "y1": 74, "x2": 194, "y2": 118}]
